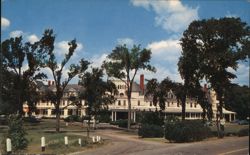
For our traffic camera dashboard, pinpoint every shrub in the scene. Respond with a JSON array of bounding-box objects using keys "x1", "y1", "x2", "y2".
[
  {"x1": 110, "y1": 119, "x2": 128, "y2": 128},
  {"x1": 137, "y1": 111, "x2": 164, "y2": 126},
  {"x1": 1, "y1": 115, "x2": 28, "y2": 153},
  {"x1": 23, "y1": 116, "x2": 40, "y2": 123},
  {"x1": 237, "y1": 128, "x2": 249, "y2": 137},
  {"x1": 64, "y1": 115, "x2": 82, "y2": 122},
  {"x1": 97, "y1": 110, "x2": 111, "y2": 123},
  {"x1": 165, "y1": 120, "x2": 211, "y2": 143},
  {"x1": 138, "y1": 124, "x2": 163, "y2": 138}
]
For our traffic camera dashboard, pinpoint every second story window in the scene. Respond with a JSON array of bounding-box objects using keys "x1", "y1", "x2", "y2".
[
  {"x1": 150, "y1": 101, "x2": 152, "y2": 106},
  {"x1": 138, "y1": 100, "x2": 140, "y2": 106},
  {"x1": 123, "y1": 100, "x2": 126, "y2": 106},
  {"x1": 118, "y1": 100, "x2": 121, "y2": 106},
  {"x1": 167, "y1": 102, "x2": 170, "y2": 107},
  {"x1": 177, "y1": 102, "x2": 180, "y2": 107},
  {"x1": 190, "y1": 102, "x2": 193, "y2": 108}
]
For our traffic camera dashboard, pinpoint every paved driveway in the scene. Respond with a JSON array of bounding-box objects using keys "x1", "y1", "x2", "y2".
[{"x1": 70, "y1": 129, "x2": 249, "y2": 155}]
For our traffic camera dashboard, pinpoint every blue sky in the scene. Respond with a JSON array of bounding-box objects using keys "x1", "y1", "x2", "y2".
[{"x1": 1, "y1": 0, "x2": 250, "y2": 86}]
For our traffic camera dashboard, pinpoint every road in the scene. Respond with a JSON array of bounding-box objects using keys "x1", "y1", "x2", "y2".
[{"x1": 70, "y1": 129, "x2": 249, "y2": 155}]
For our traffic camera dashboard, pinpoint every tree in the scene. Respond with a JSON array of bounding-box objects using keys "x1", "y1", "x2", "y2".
[
  {"x1": 103, "y1": 44, "x2": 155, "y2": 129},
  {"x1": 40, "y1": 29, "x2": 90, "y2": 132},
  {"x1": 224, "y1": 84, "x2": 250, "y2": 120},
  {"x1": 79, "y1": 68, "x2": 117, "y2": 137},
  {"x1": 179, "y1": 17, "x2": 250, "y2": 137},
  {"x1": 1, "y1": 36, "x2": 47, "y2": 115},
  {"x1": 145, "y1": 77, "x2": 173, "y2": 111}
]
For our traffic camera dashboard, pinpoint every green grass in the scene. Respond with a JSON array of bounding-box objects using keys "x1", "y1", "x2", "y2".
[
  {"x1": 209, "y1": 123, "x2": 249, "y2": 135},
  {"x1": 0, "y1": 119, "x2": 101, "y2": 154}
]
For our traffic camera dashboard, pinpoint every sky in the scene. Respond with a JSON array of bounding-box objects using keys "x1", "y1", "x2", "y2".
[{"x1": 1, "y1": 0, "x2": 250, "y2": 86}]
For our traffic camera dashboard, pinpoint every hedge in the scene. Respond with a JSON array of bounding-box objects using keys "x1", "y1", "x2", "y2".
[
  {"x1": 165, "y1": 120, "x2": 211, "y2": 142},
  {"x1": 138, "y1": 124, "x2": 164, "y2": 138}
]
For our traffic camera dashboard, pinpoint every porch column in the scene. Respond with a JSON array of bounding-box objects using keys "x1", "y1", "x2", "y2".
[
  {"x1": 48, "y1": 109, "x2": 52, "y2": 117},
  {"x1": 64, "y1": 109, "x2": 68, "y2": 118},
  {"x1": 114, "y1": 111, "x2": 117, "y2": 121},
  {"x1": 133, "y1": 112, "x2": 136, "y2": 122},
  {"x1": 229, "y1": 114, "x2": 232, "y2": 122},
  {"x1": 111, "y1": 111, "x2": 114, "y2": 121}
]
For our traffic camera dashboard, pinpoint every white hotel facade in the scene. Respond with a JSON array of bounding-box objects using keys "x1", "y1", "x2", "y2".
[{"x1": 24, "y1": 75, "x2": 236, "y2": 122}]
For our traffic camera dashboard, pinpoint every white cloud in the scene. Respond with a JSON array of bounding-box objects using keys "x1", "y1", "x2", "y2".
[
  {"x1": 117, "y1": 38, "x2": 135, "y2": 47},
  {"x1": 225, "y1": 11, "x2": 238, "y2": 18},
  {"x1": 228, "y1": 63, "x2": 249, "y2": 86},
  {"x1": 136, "y1": 64, "x2": 183, "y2": 84},
  {"x1": 1, "y1": 17, "x2": 10, "y2": 30},
  {"x1": 9, "y1": 30, "x2": 24, "y2": 38},
  {"x1": 147, "y1": 39, "x2": 181, "y2": 62},
  {"x1": 55, "y1": 41, "x2": 83, "y2": 56},
  {"x1": 27, "y1": 34, "x2": 39, "y2": 44},
  {"x1": 90, "y1": 53, "x2": 108, "y2": 69},
  {"x1": 131, "y1": 0, "x2": 199, "y2": 33}
]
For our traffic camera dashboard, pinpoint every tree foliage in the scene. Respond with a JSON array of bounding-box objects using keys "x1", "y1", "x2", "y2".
[
  {"x1": 145, "y1": 77, "x2": 173, "y2": 111},
  {"x1": 179, "y1": 17, "x2": 250, "y2": 137},
  {"x1": 224, "y1": 84, "x2": 250, "y2": 120},
  {"x1": 103, "y1": 44, "x2": 155, "y2": 129},
  {"x1": 1, "y1": 36, "x2": 47, "y2": 115},
  {"x1": 40, "y1": 29, "x2": 90, "y2": 132},
  {"x1": 79, "y1": 68, "x2": 117, "y2": 135}
]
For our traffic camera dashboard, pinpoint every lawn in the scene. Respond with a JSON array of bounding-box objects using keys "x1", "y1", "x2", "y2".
[
  {"x1": 209, "y1": 123, "x2": 249, "y2": 135},
  {"x1": 0, "y1": 119, "x2": 102, "y2": 154}
]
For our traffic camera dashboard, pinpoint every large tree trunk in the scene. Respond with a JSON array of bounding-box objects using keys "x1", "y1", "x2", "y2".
[
  {"x1": 181, "y1": 96, "x2": 186, "y2": 121},
  {"x1": 216, "y1": 93, "x2": 224, "y2": 138},
  {"x1": 56, "y1": 102, "x2": 60, "y2": 132},
  {"x1": 87, "y1": 118, "x2": 90, "y2": 138},
  {"x1": 127, "y1": 94, "x2": 131, "y2": 130}
]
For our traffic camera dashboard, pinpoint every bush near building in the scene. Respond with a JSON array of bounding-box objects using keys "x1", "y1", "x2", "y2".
[
  {"x1": 137, "y1": 111, "x2": 164, "y2": 126},
  {"x1": 110, "y1": 119, "x2": 129, "y2": 128},
  {"x1": 165, "y1": 120, "x2": 211, "y2": 143},
  {"x1": 137, "y1": 111, "x2": 164, "y2": 138},
  {"x1": 64, "y1": 115, "x2": 82, "y2": 122},
  {"x1": 97, "y1": 110, "x2": 111, "y2": 123},
  {"x1": 237, "y1": 128, "x2": 249, "y2": 137},
  {"x1": 138, "y1": 124, "x2": 164, "y2": 138}
]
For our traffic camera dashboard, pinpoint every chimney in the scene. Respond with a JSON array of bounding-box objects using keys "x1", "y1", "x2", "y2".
[
  {"x1": 48, "y1": 80, "x2": 51, "y2": 86},
  {"x1": 140, "y1": 74, "x2": 144, "y2": 94}
]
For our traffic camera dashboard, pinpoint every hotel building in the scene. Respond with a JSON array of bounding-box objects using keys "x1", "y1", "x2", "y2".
[{"x1": 24, "y1": 75, "x2": 236, "y2": 122}]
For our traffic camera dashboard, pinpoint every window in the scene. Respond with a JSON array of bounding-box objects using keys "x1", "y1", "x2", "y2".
[
  {"x1": 167, "y1": 102, "x2": 170, "y2": 107},
  {"x1": 118, "y1": 100, "x2": 121, "y2": 106},
  {"x1": 68, "y1": 109, "x2": 73, "y2": 115},
  {"x1": 63, "y1": 100, "x2": 65, "y2": 106},
  {"x1": 60, "y1": 110, "x2": 64, "y2": 115},
  {"x1": 123, "y1": 100, "x2": 126, "y2": 106},
  {"x1": 191, "y1": 113, "x2": 195, "y2": 118},
  {"x1": 172, "y1": 102, "x2": 174, "y2": 105},
  {"x1": 194, "y1": 103, "x2": 197, "y2": 108},
  {"x1": 150, "y1": 101, "x2": 152, "y2": 106},
  {"x1": 177, "y1": 102, "x2": 180, "y2": 107},
  {"x1": 190, "y1": 102, "x2": 193, "y2": 108},
  {"x1": 51, "y1": 109, "x2": 56, "y2": 115},
  {"x1": 138, "y1": 100, "x2": 140, "y2": 106}
]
